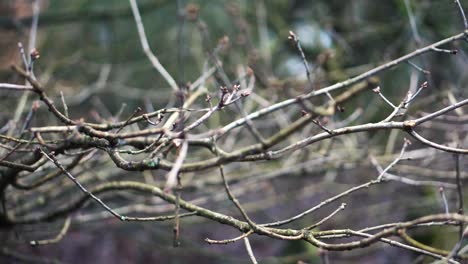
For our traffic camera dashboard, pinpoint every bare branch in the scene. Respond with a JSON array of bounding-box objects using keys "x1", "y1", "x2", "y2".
[
  {"x1": 243, "y1": 237, "x2": 258, "y2": 264},
  {"x1": 128, "y1": 0, "x2": 179, "y2": 92}
]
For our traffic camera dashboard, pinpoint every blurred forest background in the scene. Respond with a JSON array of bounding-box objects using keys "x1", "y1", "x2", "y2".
[{"x1": 0, "y1": 0, "x2": 468, "y2": 263}]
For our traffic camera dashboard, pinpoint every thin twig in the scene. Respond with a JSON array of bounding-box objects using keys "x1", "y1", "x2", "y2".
[
  {"x1": 375, "y1": 140, "x2": 410, "y2": 181},
  {"x1": 372, "y1": 86, "x2": 397, "y2": 109},
  {"x1": 115, "y1": 107, "x2": 142, "y2": 133},
  {"x1": 288, "y1": 31, "x2": 312, "y2": 83},
  {"x1": 217, "y1": 31, "x2": 468, "y2": 137},
  {"x1": 59, "y1": 91, "x2": 69, "y2": 118},
  {"x1": 305, "y1": 203, "x2": 346, "y2": 230},
  {"x1": 407, "y1": 61, "x2": 430, "y2": 75},
  {"x1": 30, "y1": 217, "x2": 71, "y2": 246},
  {"x1": 205, "y1": 230, "x2": 254, "y2": 245},
  {"x1": 445, "y1": 237, "x2": 466, "y2": 263},
  {"x1": 40, "y1": 149, "x2": 125, "y2": 220},
  {"x1": 243, "y1": 237, "x2": 258, "y2": 264},
  {"x1": 165, "y1": 140, "x2": 188, "y2": 190},
  {"x1": 128, "y1": 0, "x2": 179, "y2": 91},
  {"x1": 0, "y1": 83, "x2": 34, "y2": 91},
  {"x1": 454, "y1": 154, "x2": 464, "y2": 239},
  {"x1": 439, "y1": 187, "x2": 450, "y2": 215},
  {"x1": 261, "y1": 179, "x2": 381, "y2": 227},
  {"x1": 454, "y1": 0, "x2": 468, "y2": 29},
  {"x1": 403, "y1": 0, "x2": 422, "y2": 44},
  {"x1": 218, "y1": 164, "x2": 303, "y2": 240},
  {"x1": 173, "y1": 167, "x2": 182, "y2": 247}
]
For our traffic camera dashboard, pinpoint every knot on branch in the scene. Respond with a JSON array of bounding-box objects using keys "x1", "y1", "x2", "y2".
[{"x1": 403, "y1": 120, "x2": 416, "y2": 131}]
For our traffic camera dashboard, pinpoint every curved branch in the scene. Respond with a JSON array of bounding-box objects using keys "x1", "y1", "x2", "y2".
[
  {"x1": 408, "y1": 130, "x2": 468, "y2": 154},
  {"x1": 218, "y1": 31, "x2": 468, "y2": 137}
]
